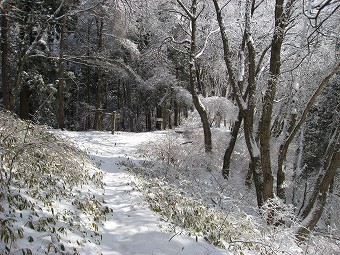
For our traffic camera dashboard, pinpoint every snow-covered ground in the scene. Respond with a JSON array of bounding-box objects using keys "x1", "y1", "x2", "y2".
[
  {"x1": 2, "y1": 112, "x2": 338, "y2": 255},
  {"x1": 55, "y1": 130, "x2": 228, "y2": 255}
]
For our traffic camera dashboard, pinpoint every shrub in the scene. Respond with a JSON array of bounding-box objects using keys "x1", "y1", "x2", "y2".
[{"x1": 0, "y1": 111, "x2": 110, "y2": 254}]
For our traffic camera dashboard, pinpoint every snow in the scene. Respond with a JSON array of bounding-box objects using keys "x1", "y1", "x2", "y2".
[
  {"x1": 3, "y1": 112, "x2": 339, "y2": 255},
  {"x1": 53, "y1": 130, "x2": 229, "y2": 255}
]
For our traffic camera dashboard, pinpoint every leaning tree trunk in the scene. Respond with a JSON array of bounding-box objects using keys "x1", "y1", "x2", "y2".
[{"x1": 212, "y1": 0, "x2": 250, "y2": 176}]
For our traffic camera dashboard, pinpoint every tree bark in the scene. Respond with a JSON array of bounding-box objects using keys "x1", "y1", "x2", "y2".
[
  {"x1": 58, "y1": 16, "x2": 66, "y2": 130},
  {"x1": 249, "y1": 157, "x2": 264, "y2": 207},
  {"x1": 212, "y1": 0, "x2": 249, "y2": 174},
  {"x1": 222, "y1": 110, "x2": 243, "y2": 179},
  {"x1": 242, "y1": 0, "x2": 264, "y2": 207},
  {"x1": 1, "y1": 5, "x2": 10, "y2": 110},
  {"x1": 177, "y1": 0, "x2": 212, "y2": 152},
  {"x1": 94, "y1": 17, "x2": 104, "y2": 131},
  {"x1": 146, "y1": 108, "x2": 152, "y2": 131},
  {"x1": 174, "y1": 99, "x2": 180, "y2": 127},
  {"x1": 19, "y1": 84, "x2": 30, "y2": 119},
  {"x1": 156, "y1": 105, "x2": 162, "y2": 130},
  {"x1": 259, "y1": 0, "x2": 290, "y2": 203},
  {"x1": 16, "y1": 2, "x2": 31, "y2": 115},
  {"x1": 85, "y1": 66, "x2": 91, "y2": 130},
  {"x1": 94, "y1": 73, "x2": 103, "y2": 130}
]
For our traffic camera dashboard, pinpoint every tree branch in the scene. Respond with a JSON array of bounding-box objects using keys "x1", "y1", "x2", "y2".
[
  {"x1": 176, "y1": 0, "x2": 194, "y2": 19},
  {"x1": 65, "y1": 55, "x2": 143, "y2": 84},
  {"x1": 282, "y1": 60, "x2": 339, "y2": 154},
  {"x1": 195, "y1": 28, "x2": 220, "y2": 59}
]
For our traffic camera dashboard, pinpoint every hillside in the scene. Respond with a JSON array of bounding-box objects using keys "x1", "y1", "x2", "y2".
[{"x1": 1, "y1": 111, "x2": 339, "y2": 254}]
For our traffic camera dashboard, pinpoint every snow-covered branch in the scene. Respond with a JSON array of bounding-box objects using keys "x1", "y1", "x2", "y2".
[
  {"x1": 195, "y1": 28, "x2": 220, "y2": 59},
  {"x1": 65, "y1": 55, "x2": 143, "y2": 83}
]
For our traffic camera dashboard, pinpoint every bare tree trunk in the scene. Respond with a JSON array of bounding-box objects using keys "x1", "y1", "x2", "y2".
[
  {"x1": 94, "y1": 17, "x2": 104, "y2": 131},
  {"x1": 19, "y1": 84, "x2": 30, "y2": 119},
  {"x1": 17, "y1": 2, "x2": 32, "y2": 117},
  {"x1": 259, "y1": 0, "x2": 293, "y2": 204},
  {"x1": 174, "y1": 100, "x2": 180, "y2": 127},
  {"x1": 250, "y1": 157, "x2": 264, "y2": 207},
  {"x1": 85, "y1": 67, "x2": 91, "y2": 130},
  {"x1": 156, "y1": 105, "x2": 162, "y2": 130},
  {"x1": 222, "y1": 110, "x2": 243, "y2": 179},
  {"x1": 10, "y1": 55, "x2": 27, "y2": 111},
  {"x1": 84, "y1": 21, "x2": 92, "y2": 130},
  {"x1": 57, "y1": 16, "x2": 66, "y2": 130},
  {"x1": 94, "y1": 74, "x2": 103, "y2": 130},
  {"x1": 276, "y1": 111, "x2": 297, "y2": 202},
  {"x1": 324, "y1": 176, "x2": 335, "y2": 227},
  {"x1": 177, "y1": 0, "x2": 212, "y2": 152},
  {"x1": 212, "y1": 0, "x2": 249, "y2": 174},
  {"x1": 243, "y1": 0, "x2": 264, "y2": 207},
  {"x1": 162, "y1": 107, "x2": 168, "y2": 130},
  {"x1": 146, "y1": 108, "x2": 152, "y2": 131},
  {"x1": 1, "y1": 5, "x2": 10, "y2": 110},
  {"x1": 196, "y1": 64, "x2": 203, "y2": 95}
]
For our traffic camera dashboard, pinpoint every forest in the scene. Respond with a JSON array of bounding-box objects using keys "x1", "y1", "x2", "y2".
[{"x1": 0, "y1": 0, "x2": 339, "y2": 254}]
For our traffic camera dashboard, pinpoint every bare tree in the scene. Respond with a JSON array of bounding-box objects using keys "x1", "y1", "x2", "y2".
[
  {"x1": 175, "y1": 0, "x2": 213, "y2": 152},
  {"x1": 212, "y1": 0, "x2": 268, "y2": 204},
  {"x1": 213, "y1": 0, "x2": 339, "y2": 232}
]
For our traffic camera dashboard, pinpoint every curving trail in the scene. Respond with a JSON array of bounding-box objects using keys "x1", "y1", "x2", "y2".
[{"x1": 57, "y1": 130, "x2": 228, "y2": 255}]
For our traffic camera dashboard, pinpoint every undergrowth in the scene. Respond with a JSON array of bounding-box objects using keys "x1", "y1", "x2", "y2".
[
  {"x1": 123, "y1": 159, "x2": 301, "y2": 255},
  {"x1": 0, "y1": 111, "x2": 111, "y2": 254},
  {"x1": 128, "y1": 129, "x2": 340, "y2": 255}
]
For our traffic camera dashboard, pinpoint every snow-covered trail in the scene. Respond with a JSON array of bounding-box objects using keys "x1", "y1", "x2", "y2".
[{"x1": 57, "y1": 130, "x2": 228, "y2": 255}]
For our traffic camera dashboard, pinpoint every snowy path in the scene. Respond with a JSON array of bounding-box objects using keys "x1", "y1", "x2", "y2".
[{"x1": 58, "y1": 131, "x2": 228, "y2": 255}]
